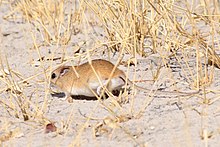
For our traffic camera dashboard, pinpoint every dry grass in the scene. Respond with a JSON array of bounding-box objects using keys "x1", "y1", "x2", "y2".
[{"x1": 0, "y1": 0, "x2": 220, "y2": 146}]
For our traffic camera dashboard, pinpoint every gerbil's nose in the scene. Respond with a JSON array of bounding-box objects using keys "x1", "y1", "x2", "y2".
[{"x1": 51, "y1": 73, "x2": 56, "y2": 79}]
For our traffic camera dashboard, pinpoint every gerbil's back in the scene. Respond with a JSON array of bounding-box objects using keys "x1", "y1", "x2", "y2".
[{"x1": 77, "y1": 59, "x2": 124, "y2": 78}]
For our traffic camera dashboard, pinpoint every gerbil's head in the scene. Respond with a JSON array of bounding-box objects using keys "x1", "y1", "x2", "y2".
[
  {"x1": 50, "y1": 66, "x2": 72, "y2": 94},
  {"x1": 50, "y1": 66, "x2": 71, "y2": 85}
]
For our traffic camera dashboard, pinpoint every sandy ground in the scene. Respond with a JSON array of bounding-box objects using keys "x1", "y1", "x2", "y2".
[{"x1": 1, "y1": 1, "x2": 220, "y2": 147}]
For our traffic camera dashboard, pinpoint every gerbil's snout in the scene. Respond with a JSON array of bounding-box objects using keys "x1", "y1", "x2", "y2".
[
  {"x1": 49, "y1": 70, "x2": 59, "y2": 93},
  {"x1": 49, "y1": 73, "x2": 61, "y2": 94},
  {"x1": 49, "y1": 72, "x2": 57, "y2": 92}
]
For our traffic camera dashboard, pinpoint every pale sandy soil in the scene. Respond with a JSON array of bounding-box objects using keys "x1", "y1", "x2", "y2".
[{"x1": 0, "y1": 1, "x2": 220, "y2": 147}]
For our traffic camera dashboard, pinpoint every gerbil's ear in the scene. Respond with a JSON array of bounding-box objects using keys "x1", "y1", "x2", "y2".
[{"x1": 60, "y1": 67, "x2": 70, "y2": 77}]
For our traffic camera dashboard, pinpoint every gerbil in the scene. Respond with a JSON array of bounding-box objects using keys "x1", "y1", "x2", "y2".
[{"x1": 50, "y1": 59, "x2": 199, "y2": 101}]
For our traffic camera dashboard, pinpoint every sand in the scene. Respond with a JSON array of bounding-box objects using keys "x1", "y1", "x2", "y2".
[{"x1": 0, "y1": 1, "x2": 220, "y2": 147}]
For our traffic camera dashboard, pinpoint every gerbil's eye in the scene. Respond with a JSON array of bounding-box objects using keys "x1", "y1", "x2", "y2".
[{"x1": 51, "y1": 73, "x2": 56, "y2": 79}]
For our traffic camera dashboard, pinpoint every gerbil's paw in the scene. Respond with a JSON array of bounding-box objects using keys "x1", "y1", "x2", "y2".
[{"x1": 67, "y1": 97, "x2": 73, "y2": 103}]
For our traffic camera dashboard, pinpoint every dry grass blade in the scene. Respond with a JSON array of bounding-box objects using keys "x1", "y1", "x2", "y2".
[{"x1": 0, "y1": 0, "x2": 220, "y2": 146}]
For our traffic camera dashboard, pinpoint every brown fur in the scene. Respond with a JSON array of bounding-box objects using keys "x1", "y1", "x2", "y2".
[{"x1": 50, "y1": 59, "x2": 126, "y2": 100}]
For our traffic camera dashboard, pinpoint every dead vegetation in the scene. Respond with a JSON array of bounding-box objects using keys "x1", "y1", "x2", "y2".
[{"x1": 0, "y1": 0, "x2": 220, "y2": 146}]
